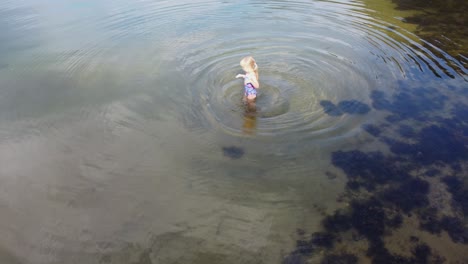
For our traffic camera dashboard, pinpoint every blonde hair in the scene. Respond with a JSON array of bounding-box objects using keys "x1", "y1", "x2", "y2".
[{"x1": 240, "y1": 56, "x2": 258, "y2": 80}]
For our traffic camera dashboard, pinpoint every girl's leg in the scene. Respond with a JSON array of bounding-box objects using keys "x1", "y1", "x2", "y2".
[{"x1": 247, "y1": 94, "x2": 256, "y2": 101}]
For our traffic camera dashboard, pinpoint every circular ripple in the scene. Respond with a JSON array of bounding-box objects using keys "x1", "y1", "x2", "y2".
[
  {"x1": 2, "y1": 0, "x2": 464, "y2": 141},
  {"x1": 180, "y1": 34, "x2": 375, "y2": 139},
  {"x1": 170, "y1": 0, "x2": 465, "y2": 141}
]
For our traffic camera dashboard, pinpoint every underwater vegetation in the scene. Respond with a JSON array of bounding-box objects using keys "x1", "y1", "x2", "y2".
[
  {"x1": 338, "y1": 100, "x2": 371, "y2": 114},
  {"x1": 320, "y1": 253, "x2": 358, "y2": 264},
  {"x1": 380, "y1": 177, "x2": 430, "y2": 213},
  {"x1": 397, "y1": 124, "x2": 416, "y2": 138},
  {"x1": 285, "y1": 84, "x2": 468, "y2": 263},
  {"x1": 442, "y1": 175, "x2": 468, "y2": 217},
  {"x1": 222, "y1": 146, "x2": 245, "y2": 159},
  {"x1": 362, "y1": 124, "x2": 381, "y2": 137},
  {"x1": 332, "y1": 150, "x2": 411, "y2": 191},
  {"x1": 320, "y1": 100, "x2": 343, "y2": 116},
  {"x1": 320, "y1": 100, "x2": 370, "y2": 116},
  {"x1": 386, "y1": 125, "x2": 468, "y2": 165},
  {"x1": 371, "y1": 87, "x2": 447, "y2": 122}
]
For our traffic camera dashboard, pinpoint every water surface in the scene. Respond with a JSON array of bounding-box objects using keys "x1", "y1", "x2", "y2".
[{"x1": 0, "y1": 0, "x2": 467, "y2": 263}]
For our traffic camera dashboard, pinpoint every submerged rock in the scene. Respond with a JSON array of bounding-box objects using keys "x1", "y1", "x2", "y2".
[{"x1": 222, "y1": 146, "x2": 245, "y2": 159}]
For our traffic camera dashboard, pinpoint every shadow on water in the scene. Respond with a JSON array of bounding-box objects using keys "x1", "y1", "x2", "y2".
[{"x1": 391, "y1": 0, "x2": 468, "y2": 73}]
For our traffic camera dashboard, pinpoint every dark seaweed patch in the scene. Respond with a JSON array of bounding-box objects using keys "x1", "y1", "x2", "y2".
[
  {"x1": 320, "y1": 253, "x2": 358, "y2": 264},
  {"x1": 418, "y1": 206, "x2": 468, "y2": 244},
  {"x1": 390, "y1": 0, "x2": 468, "y2": 72},
  {"x1": 320, "y1": 100, "x2": 370, "y2": 116},
  {"x1": 440, "y1": 216, "x2": 468, "y2": 244},
  {"x1": 351, "y1": 198, "x2": 386, "y2": 241},
  {"x1": 451, "y1": 163, "x2": 462, "y2": 173},
  {"x1": 398, "y1": 125, "x2": 416, "y2": 138},
  {"x1": 289, "y1": 82, "x2": 468, "y2": 263},
  {"x1": 295, "y1": 239, "x2": 314, "y2": 255},
  {"x1": 332, "y1": 150, "x2": 410, "y2": 190},
  {"x1": 310, "y1": 232, "x2": 335, "y2": 249},
  {"x1": 385, "y1": 213, "x2": 403, "y2": 228},
  {"x1": 290, "y1": 232, "x2": 337, "y2": 257},
  {"x1": 221, "y1": 146, "x2": 244, "y2": 159},
  {"x1": 452, "y1": 103, "x2": 468, "y2": 121},
  {"x1": 370, "y1": 88, "x2": 447, "y2": 121},
  {"x1": 370, "y1": 91, "x2": 392, "y2": 110},
  {"x1": 388, "y1": 125, "x2": 468, "y2": 165},
  {"x1": 325, "y1": 143, "x2": 459, "y2": 260},
  {"x1": 412, "y1": 243, "x2": 431, "y2": 264},
  {"x1": 442, "y1": 175, "x2": 468, "y2": 215},
  {"x1": 338, "y1": 100, "x2": 371, "y2": 114},
  {"x1": 370, "y1": 242, "x2": 434, "y2": 264},
  {"x1": 442, "y1": 176, "x2": 463, "y2": 194},
  {"x1": 346, "y1": 180, "x2": 360, "y2": 191},
  {"x1": 424, "y1": 169, "x2": 440, "y2": 177},
  {"x1": 282, "y1": 253, "x2": 305, "y2": 264},
  {"x1": 323, "y1": 210, "x2": 352, "y2": 233},
  {"x1": 367, "y1": 238, "x2": 413, "y2": 264},
  {"x1": 320, "y1": 100, "x2": 343, "y2": 116},
  {"x1": 385, "y1": 114, "x2": 403, "y2": 122},
  {"x1": 380, "y1": 178, "x2": 430, "y2": 213},
  {"x1": 363, "y1": 124, "x2": 381, "y2": 137},
  {"x1": 418, "y1": 207, "x2": 442, "y2": 234}
]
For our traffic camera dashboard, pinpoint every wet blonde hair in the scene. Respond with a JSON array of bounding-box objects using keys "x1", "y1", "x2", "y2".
[{"x1": 240, "y1": 56, "x2": 259, "y2": 80}]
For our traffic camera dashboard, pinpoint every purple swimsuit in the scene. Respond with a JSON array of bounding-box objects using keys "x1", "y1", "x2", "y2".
[{"x1": 244, "y1": 76, "x2": 257, "y2": 96}]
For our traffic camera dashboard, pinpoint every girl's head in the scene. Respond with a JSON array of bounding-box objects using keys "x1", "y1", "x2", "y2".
[{"x1": 240, "y1": 56, "x2": 258, "y2": 79}]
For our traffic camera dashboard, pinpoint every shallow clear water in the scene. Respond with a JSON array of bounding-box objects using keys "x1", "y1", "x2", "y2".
[{"x1": 0, "y1": 0, "x2": 467, "y2": 263}]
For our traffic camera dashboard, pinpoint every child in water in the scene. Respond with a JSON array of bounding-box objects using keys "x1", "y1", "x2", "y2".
[{"x1": 236, "y1": 56, "x2": 260, "y2": 101}]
